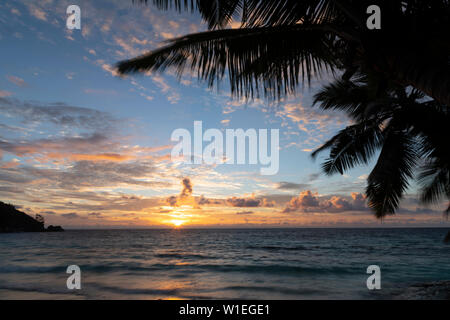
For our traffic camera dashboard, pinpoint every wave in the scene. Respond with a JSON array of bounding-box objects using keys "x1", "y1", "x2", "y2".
[
  {"x1": 393, "y1": 281, "x2": 450, "y2": 300},
  {"x1": 245, "y1": 245, "x2": 309, "y2": 251},
  {"x1": 154, "y1": 253, "x2": 215, "y2": 260},
  {"x1": 0, "y1": 262, "x2": 359, "y2": 277}
]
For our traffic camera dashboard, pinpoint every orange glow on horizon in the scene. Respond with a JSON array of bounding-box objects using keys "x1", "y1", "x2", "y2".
[{"x1": 169, "y1": 219, "x2": 186, "y2": 227}]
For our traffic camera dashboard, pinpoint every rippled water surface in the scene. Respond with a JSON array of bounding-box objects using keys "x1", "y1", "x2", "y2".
[{"x1": 0, "y1": 228, "x2": 449, "y2": 299}]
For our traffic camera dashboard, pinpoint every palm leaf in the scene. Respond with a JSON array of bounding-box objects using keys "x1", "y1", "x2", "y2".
[
  {"x1": 311, "y1": 121, "x2": 383, "y2": 175},
  {"x1": 135, "y1": 0, "x2": 360, "y2": 29},
  {"x1": 366, "y1": 127, "x2": 418, "y2": 218},
  {"x1": 117, "y1": 25, "x2": 337, "y2": 100}
]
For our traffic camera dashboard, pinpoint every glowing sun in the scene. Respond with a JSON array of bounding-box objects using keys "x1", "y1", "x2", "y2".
[{"x1": 170, "y1": 219, "x2": 186, "y2": 227}]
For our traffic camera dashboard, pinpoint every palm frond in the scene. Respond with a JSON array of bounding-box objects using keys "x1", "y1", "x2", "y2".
[
  {"x1": 135, "y1": 0, "x2": 363, "y2": 29},
  {"x1": 419, "y1": 162, "x2": 449, "y2": 204},
  {"x1": 311, "y1": 121, "x2": 383, "y2": 175},
  {"x1": 366, "y1": 127, "x2": 418, "y2": 218},
  {"x1": 117, "y1": 25, "x2": 336, "y2": 100},
  {"x1": 313, "y1": 77, "x2": 374, "y2": 120}
]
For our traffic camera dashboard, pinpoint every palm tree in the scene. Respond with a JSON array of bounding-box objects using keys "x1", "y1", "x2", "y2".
[
  {"x1": 118, "y1": 0, "x2": 450, "y2": 218},
  {"x1": 119, "y1": 0, "x2": 450, "y2": 105},
  {"x1": 311, "y1": 72, "x2": 449, "y2": 218}
]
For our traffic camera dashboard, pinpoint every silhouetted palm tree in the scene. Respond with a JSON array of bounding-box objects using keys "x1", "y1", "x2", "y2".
[
  {"x1": 120, "y1": 1, "x2": 450, "y2": 105},
  {"x1": 312, "y1": 72, "x2": 449, "y2": 218},
  {"x1": 119, "y1": 0, "x2": 450, "y2": 218}
]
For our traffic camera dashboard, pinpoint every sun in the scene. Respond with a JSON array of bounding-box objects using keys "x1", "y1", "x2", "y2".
[{"x1": 170, "y1": 219, "x2": 186, "y2": 227}]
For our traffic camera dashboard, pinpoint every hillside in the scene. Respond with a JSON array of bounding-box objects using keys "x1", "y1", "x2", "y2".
[{"x1": 0, "y1": 202, "x2": 46, "y2": 232}]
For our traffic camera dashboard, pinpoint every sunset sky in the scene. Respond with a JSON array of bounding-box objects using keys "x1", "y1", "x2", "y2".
[{"x1": 0, "y1": 0, "x2": 448, "y2": 228}]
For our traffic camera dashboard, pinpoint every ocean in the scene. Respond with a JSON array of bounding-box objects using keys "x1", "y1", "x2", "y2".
[{"x1": 0, "y1": 228, "x2": 449, "y2": 299}]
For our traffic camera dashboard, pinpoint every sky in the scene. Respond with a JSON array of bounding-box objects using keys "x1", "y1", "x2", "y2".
[{"x1": 0, "y1": 0, "x2": 448, "y2": 228}]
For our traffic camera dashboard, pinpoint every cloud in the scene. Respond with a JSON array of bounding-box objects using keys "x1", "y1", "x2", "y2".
[
  {"x1": 50, "y1": 152, "x2": 133, "y2": 162},
  {"x1": 168, "y1": 21, "x2": 180, "y2": 29},
  {"x1": 7, "y1": 75, "x2": 27, "y2": 87},
  {"x1": 114, "y1": 37, "x2": 141, "y2": 57},
  {"x1": 275, "y1": 102, "x2": 349, "y2": 149},
  {"x1": 28, "y1": 5, "x2": 47, "y2": 21},
  {"x1": 195, "y1": 195, "x2": 218, "y2": 205},
  {"x1": 236, "y1": 211, "x2": 254, "y2": 215},
  {"x1": 160, "y1": 32, "x2": 174, "y2": 39},
  {"x1": 0, "y1": 97, "x2": 117, "y2": 131},
  {"x1": 84, "y1": 88, "x2": 118, "y2": 95},
  {"x1": 283, "y1": 190, "x2": 319, "y2": 212},
  {"x1": 226, "y1": 195, "x2": 275, "y2": 208},
  {"x1": 151, "y1": 76, "x2": 180, "y2": 103},
  {"x1": 88, "y1": 212, "x2": 103, "y2": 217},
  {"x1": 276, "y1": 182, "x2": 309, "y2": 190},
  {"x1": 93, "y1": 60, "x2": 121, "y2": 77},
  {"x1": 0, "y1": 158, "x2": 168, "y2": 191},
  {"x1": 52, "y1": 194, "x2": 162, "y2": 214},
  {"x1": 307, "y1": 173, "x2": 321, "y2": 182},
  {"x1": 0, "y1": 133, "x2": 115, "y2": 157},
  {"x1": 40, "y1": 210, "x2": 56, "y2": 215},
  {"x1": 283, "y1": 190, "x2": 367, "y2": 213},
  {"x1": 166, "y1": 177, "x2": 195, "y2": 207},
  {"x1": 61, "y1": 213, "x2": 79, "y2": 219},
  {"x1": 1, "y1": 158, "x2": 20, "y2": 169},
  {"x1": 0, "y1": 91, "x2": 12, "y2": 98},
  {"x1": 50, "y1": 160, "x2": 162, "y2": 189},
  {"x1": 11, "y1": 8, "x2": 21, "y2": 16},
  {"x1": 64, "y1": 72, "x2": 76, "y2": 81},
  {"x1": 131, "y1": 37, "x2": 149, "y2": 45},
  {"x1": 181, "y1": 177, "x2": 193, "y2": 198}
]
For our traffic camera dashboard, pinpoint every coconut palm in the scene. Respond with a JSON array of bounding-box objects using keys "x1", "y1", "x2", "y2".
[
  {"x1": 119, "y1": 0, "x2": 450, "y2": 105},
  {"x1": 311, "y1": 72, "x2": 450, "y2": 218},
  {"x1": 119, "y1": 0, "x2": 450, "y2": 218}
]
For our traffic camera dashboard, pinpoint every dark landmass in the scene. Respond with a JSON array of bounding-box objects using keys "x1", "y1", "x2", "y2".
[
  {"x1": 46, "y1": 225, "x2": 64, "y2": 232},
  {"x1": 0, "y1": 201, "x2": 63, "y2": 233}
]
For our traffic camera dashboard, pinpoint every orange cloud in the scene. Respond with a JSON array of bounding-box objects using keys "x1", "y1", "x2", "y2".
[
  {"x1": 283, "y1": 190, "x2": 367, "y2": 213},
  {"x1": 7, "y1": 75, "x2": 27, "y2": 87},
  {"x1": 48, "y1": 153, "x2": 133, "y2": 162}
]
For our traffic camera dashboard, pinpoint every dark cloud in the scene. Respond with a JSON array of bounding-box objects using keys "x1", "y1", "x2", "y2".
[
  {"x1": 236, "y1": 211, "x2": 254, "y2": 215},
  {"x1": 196, "y1": 195, "x2": 211, "y2": 205},
  {"x1": 47, "y1": 194, "x2": 161, "y2": 213},
  {"x1": 0, "y1": 170, "x2": 34, "y2": 184},
  {"x1": 307, "y1": 173, "x2": 321, "y2": 182},
  {"x1": 0, "y1": 132, "x2": 112, "y2": 156},
  {"x1": 275, "y1": 182, "x2": 309, "y2": 190},
  {"x1": 40, "y1": 210, "x2": 56, "y2": 215},
  {"x1": 61, "y1": 212, "x2": 80, "y2": 219},
  {"x1": 398, "y1": 207, "x2": 443, "y2": 215},
  {"x1": 226, "y1": 196, "x2": 275, "y2": 208},
  {"x1": 166, "y1": 177, "x2": 194, "y2": 207},
  {"x1": 0, "y1": 97, "x2": 117, "y2": 131},
  {"x1": 88, "y1": 212, "x2": 103, "y2": 217},
  {"x1": 181, "y1": 177, "x2": 193, "y2": 198},
  {"x1": 0, "y1": 185, "x2": 23, "y2": 193},
  {"x1": 10, "y1": 160, "x2": 163, "y2": 189},
  {"x1": 166, "y1": 195, "x2": 178, "y2": 206},
  {"x1": 196, "y1": 195, "x2": 221, "y2": 205}
]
